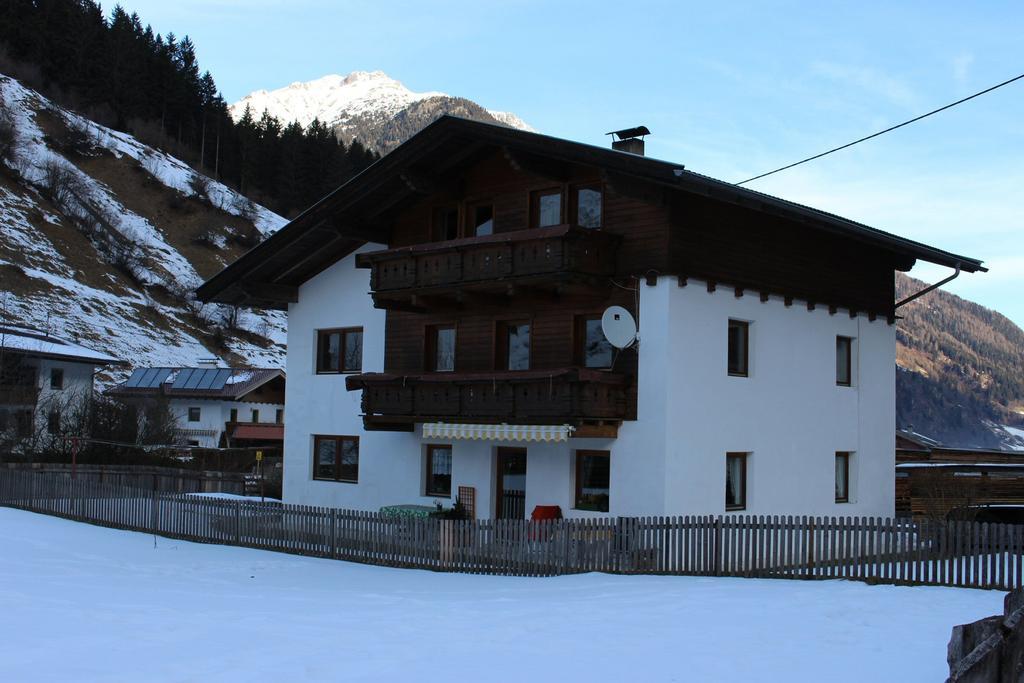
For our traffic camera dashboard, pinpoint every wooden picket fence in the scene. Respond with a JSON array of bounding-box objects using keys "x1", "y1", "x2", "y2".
[{"x1": 1, "y1": 469, "x2": 1022, "y2": 589}]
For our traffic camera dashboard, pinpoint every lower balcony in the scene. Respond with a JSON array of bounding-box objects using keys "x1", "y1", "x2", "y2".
[{"x1": 345, "y1": 368, "x2": 631, "y2": 435}]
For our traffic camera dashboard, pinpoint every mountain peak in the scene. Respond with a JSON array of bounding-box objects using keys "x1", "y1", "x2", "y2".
[{"x1": 228, "y1": 71, "x2": 532, "y2": 145}]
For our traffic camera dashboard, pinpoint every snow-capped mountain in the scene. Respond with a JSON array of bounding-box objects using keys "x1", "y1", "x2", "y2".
[
  {"x1": 229, "y1": 71, "x2": 534, "y2": 152},
  {"x1": 0, "y1": 75, "x2": 287, "y2": 382}
]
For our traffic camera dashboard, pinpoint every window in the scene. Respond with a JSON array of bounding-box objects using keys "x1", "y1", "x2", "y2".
[
  {"x1": 836, "y1": 336, "x2": 853, "y2": 386},
  {"x1": 532, "y1": 188, "x2": 562, "y2": 228},
  {"x1": 426, "y1": 324, "x2": 456, "y2": 372},
  {"x1": 576, "y1": 315, "x2": 614, "y2": 368},
  {"x1": 727, "y1": 320, "x2": 749, "y2": 377},
  {"x1": 47, "y1": 410, "x2": 60, "y2": 435},
  {"x1": 726, "y1": 452, "x2": 747, "y2": 511},
  {"x1": 50, "y1": 368, "x2": 64, "y2": 390},
  {"x1": 313, "y1": 435, "x2": 359, "y2": 483},
  {"x1": 316, "y1": 327, "x2": 363, "y2": 373},
  {"x1": 425, "y1": 445, "x2": 453, "y2": 497},
  {"x1": 497, "y1": 321, "x2": 531, "y2": 371},
  {"x1": 275, "y1": 409, "x2": 284, "y2": 424},
  {"x1": 251, "y1": 409, "x2": 259, "y2": 423},
  {"x1": 187, "y1": 440, "x2": 200, "y2": 447},
  {"x1": 468, "y1": 202, "x2": 493, "y2": 236},
  {"x1": 574, "y1": 185, "x2": 602, "y2": 228},
  {"x1": 835, "y1": 452, "x2": 850, "y2": 503},
  {"x1": 432, "y1": 206, "x2": 459, "y2": 241},
  {"x1": 229, "y1": 408, "x2": 238, "y2": 422},
  {"x1": 188, "y1": 407, "x2": 201, "y2": 422},
  {"x1": 575, "y1": 450, "x2": 610, "y2": 512}
]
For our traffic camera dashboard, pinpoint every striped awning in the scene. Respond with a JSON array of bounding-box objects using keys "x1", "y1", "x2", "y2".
[{"x1": 422, "y1": 423, "x2": 575, "y2": 443}]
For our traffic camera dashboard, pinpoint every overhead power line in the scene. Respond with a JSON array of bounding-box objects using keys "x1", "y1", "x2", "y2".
[{"x1": 736, "y1": 71, "x2": 1024, "y2": 185}]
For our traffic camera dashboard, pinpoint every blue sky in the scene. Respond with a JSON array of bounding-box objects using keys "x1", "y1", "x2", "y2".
[{"x1": 124, "y1": 0, "x2": 1024, "y2": 326}]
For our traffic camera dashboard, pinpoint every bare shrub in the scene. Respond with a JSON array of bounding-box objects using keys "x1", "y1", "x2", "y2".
[
  {"x1": 188, "y1": 172, "x2": 211, "y2": 202},
  {"x1": 0, "y1": 99, "x2": 17, "y2": 164},
  {"x1": 58, "y1": 116, "x2": 95, "y2": 156},
  {"x1": 232, "y1": 227, "x2": 263, "y2": 249},
  {"x1": 219, "y1": 304, "x2": 242, "y2": 331},
  {"x1": 41, "y1": 158, "x2": 82, "y2": 208},
  {"x1": 232, "y1": 193, "x2": 260, "y2": 223},
  {"x1": 192, "y1": 226, "x2": 219, "y2": 248}
]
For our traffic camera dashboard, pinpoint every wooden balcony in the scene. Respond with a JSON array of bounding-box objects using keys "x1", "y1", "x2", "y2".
[
  {"x1": 355, "y1": 225, "x2": 620, "y2": 310},
  {"x1": 0, "y1": 383, "x2": 39, "y2": 407},
  {"x1": 345, "y1": 368, "x2": 630, "y2": 432}
]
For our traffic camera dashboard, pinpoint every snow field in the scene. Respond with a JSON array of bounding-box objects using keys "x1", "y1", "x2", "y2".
[{"x1": 0, "y1": 508, "x2": 1004, "y2": 683}]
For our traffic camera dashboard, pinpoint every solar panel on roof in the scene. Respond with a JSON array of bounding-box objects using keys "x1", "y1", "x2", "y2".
[
  {"x1": 148, "y1": 368, "x2": 172, "y2": 387},
  {"x1": 125, "y1": 368, "x2": 148, "y2": 388},
  {"x1": 211, "y1": 368, "x2": 232, "y2": 390},
  {"x1": 184, "y1": 368, "x2": 206, "y2": 389},
  {"x1": 194, "y1": 369, "x2": 220, "y2": 390},
  {"x1": 171, "y1": 368, "x2": 195, "y2": 389}
]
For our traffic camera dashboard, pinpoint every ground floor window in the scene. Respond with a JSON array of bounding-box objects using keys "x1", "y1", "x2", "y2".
[
  {"x1": 575, "y1": 450, "x2": 610, "y2": 512},
  {"x1": 726, "y1": 452, "x2": 747, "y2": 511},
  {"x1": 313, "y1": 435, "x2": 359, "y2": 483},
  {"x1": 425, "y1": 445, "x2": 452, "y2": 497},
  {"x1": 835, "y1": 452, "x2": 850, "y2": 503}
]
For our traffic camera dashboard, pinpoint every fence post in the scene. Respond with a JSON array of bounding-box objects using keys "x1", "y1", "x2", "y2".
[
  {"x1": 714, "y1": 517, "x2": 723, "y2": 576},
  {"x1": 330, "y1": 508, "x2": 338, "y2": 559},
  {"x1": 234, "y1": 500, "x2": 242, "y2": 545},
  {"x1": 150, "y1": 489, "x2": 158, "y2": 533},
  {"x1": 807, "y1": 517, "x2": 816, "y2": 575}
]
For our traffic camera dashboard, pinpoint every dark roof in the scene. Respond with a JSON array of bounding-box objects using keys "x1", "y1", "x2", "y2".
[
  {"x1": 107, "y1": 367, "x2": 284, "y2": 400},
  {"x1": 197, "y1": 116, "x2": 985, "y2": 308}
]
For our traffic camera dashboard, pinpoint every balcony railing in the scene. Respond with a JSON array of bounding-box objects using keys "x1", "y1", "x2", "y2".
[
  {"x1": 345, "y1": 368, "x2": 630, "y2": 426},
  {"x1": 355, "y1": 225, "x2": 620, "y2": 297}
]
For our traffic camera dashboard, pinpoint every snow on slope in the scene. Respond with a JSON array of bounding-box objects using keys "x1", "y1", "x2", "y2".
[
  {"x1": 229, "y1": 70, "x2": 533, "y2": 133},
  {"x1": 0, "y1": 75, "x2": 287, "y2": 377},
  {"x1": 0, "y1": 507, "x2": 1003, "y2": 683}
]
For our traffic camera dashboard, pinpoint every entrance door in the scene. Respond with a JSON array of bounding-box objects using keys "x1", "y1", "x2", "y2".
[{"x1": 496, "y1": 447, "x2": 527, "y2": 519}]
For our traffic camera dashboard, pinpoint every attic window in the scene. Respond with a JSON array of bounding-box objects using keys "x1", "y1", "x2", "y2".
[
  {"x1": 433, "y1": 206, "x2": 459, "y2": 241},
  {"x1": 468, "y1": 203, "x2": 493, "y2": 236},
  {"x1": 574, "y1": 185, "x2": 602, "y2": 228},
  {"x1": 532, "y1": 189, "x2": 562, "y2": 228}
]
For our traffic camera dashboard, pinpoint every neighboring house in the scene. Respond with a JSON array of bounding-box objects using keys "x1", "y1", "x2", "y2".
[
  {"x1": 107, "y1": 365, "x2": 285, "y2": 450},
  {"x1": 0, "y1": 324, "x2": 122, "y2": 446},
  {"x1": 197, "y1": 116, "x2": 984, "y2": 519},
  {"x1": 896, "y1": 429, "x2": 1024, "y2": 521}
]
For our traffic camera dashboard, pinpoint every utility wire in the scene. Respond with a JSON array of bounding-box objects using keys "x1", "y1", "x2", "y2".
[{"x1": 736, "y1": 71, "x2": 1024, "y2": 186}]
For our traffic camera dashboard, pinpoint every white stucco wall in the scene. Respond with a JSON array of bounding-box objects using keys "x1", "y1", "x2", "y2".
[
  {"x1": 283, "y1": 258, "x2": 894, "y2": 519},
  {"x1": 173, "y1": 398, "x2": 284, "y2": 448}
]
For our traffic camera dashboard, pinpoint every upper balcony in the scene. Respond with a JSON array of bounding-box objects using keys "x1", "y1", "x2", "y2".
[
  {"x1": 345, "y1": 367, "x2": 631, "y2": 434},
  {"x1": 355, "y1": 224, "x2": 621, "y2": 310}
]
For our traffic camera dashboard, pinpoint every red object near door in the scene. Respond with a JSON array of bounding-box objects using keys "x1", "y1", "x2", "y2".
[{"x1": 531, "y1": 505, "x2": 563, "y2": 520}]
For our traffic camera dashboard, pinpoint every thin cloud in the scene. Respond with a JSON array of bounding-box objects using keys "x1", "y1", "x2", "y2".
[
  {"x1": 810, "y1": 61, "x2": 920, "y2": 110},
  {"x1": 952, "y1": 52, "x2": 974, "y2": 84}
]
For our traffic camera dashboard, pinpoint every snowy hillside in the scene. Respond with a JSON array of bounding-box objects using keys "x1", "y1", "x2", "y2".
[
  {"x1": 229, "y1": 70, "x2": 534, "y2": 151},
  {"x1": 0, "y1": 75, "x2": 288, "y2": 382}
]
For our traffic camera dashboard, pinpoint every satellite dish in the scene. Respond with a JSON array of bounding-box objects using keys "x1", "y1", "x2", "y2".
[{"x1": 601, "y1": 306, "x2": 637, "y2": 349}]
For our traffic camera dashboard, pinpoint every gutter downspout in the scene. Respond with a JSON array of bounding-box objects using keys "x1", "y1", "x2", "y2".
[{"x1": 895, "y1": 263, "x2": 961, "y2": 309}]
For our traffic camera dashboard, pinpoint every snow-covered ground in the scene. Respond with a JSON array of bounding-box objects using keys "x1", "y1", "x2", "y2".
[{"x1": 0, "y1": 508, "x2": 1003, "y2": 682}]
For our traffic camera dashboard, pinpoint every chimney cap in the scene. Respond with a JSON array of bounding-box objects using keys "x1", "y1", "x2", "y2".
[{"x1": 606, "y1": 126, "x2": 650, "y2": 140}]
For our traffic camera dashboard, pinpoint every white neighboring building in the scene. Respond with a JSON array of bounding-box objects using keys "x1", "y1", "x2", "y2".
[
  {"x1": 0, "y1": 324, "x2": 122, "y2": 446},
  {"x1": 197, "y1": 117, "x2": 985, "y2": 519},
  {"x1": 107, "y1": 366, "x2": 285, "y2": 450}
]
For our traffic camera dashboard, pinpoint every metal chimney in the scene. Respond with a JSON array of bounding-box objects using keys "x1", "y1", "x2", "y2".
[{"x1": 607, "y1": 126, "x2": 650, "y2": 156}]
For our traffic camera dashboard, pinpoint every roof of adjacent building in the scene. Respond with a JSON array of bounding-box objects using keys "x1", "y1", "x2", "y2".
[
  {"x1": 0, "y1": 324, "x2": 123, "y2": 365},
  {"x1": 107, "y1": 367, "x2": 285, "y2": 401},
  {"x1": 197, "y1": 116, "x2": 985, "y2": 308}
]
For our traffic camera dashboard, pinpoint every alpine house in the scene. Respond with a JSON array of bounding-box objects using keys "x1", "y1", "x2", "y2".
[{"x1": 197, "y1": 117, "x2": 984, "y2": 519}]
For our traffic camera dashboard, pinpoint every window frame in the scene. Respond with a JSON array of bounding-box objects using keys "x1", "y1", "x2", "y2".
[
  {"x1": 431, "y1": 205, "x2": 460, "y2": 242},
  {"x1": 424, "y1": 444, "x2": 453, "y2": 497},
  {"x1": 229, "y1": 408, "x2": 238, "y2": 423},
  {"x1": 312, "y1": 434, "x2": 360, "y2": 484},
  {"x1": 251, "y1": 409, "x2": 259, "y2": 423},
  {"x1": 835, "y1": 452, "x2": 850, "y2": 503},
  {"x1": 574, "y1": 450, "x2": 611, "y2": 512},
  {"x1": 425, "y1": 323, "x2": 457, "y2": 372},
  {"x1": 466, "y1": 201, "x2": 494, "y2": 237},
  {"x1": 836, "y1": 336, "x2": 853, "y2": 387},
  {"x1": 316, "y1": 327, "x2": 364, "y2": 374},
  {"x1": 727, "y1": 319, "x2": 750, "y2": 377},
  {"x1": 187, "y1": 406, "x2": 201, "y2": 422},
  {"x1": 275, "y1": 408, "x2": 284, "y2": 424},
  {"x1": 574, "y1": 314, "x2": 614, "y2": 369},
  {"x1": 47, "y1": 409, "x2": 60, "y2": 435},
  {"x1": 531, "y1": 187, "x2": 564, "y2": 228},
  {"x1": 726, "y1": 452, "x2": 748, "y2": 511},
  {"x1": 495, "y1": 319, "x2": 532, "y2": 371},
  {"x1": 50, "y1": 367, "x2": 64, "y2": 390},
  {"x1": 572, "y1": 183, "x2": 603, "y2": 229}
]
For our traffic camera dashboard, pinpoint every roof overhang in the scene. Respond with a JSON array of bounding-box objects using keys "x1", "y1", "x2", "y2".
[{"x1": 196, "y1": 116, "x2": 985, "y2": 309}]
